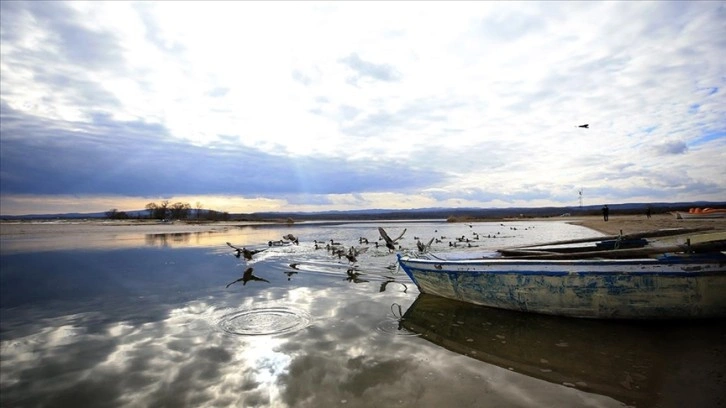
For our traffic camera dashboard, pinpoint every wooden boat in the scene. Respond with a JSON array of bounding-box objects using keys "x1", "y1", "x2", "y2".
[
  {"x1": 674, "y1": 208, "x2": 726, "y2": 219},
  {"x1": 397, "y1": 229, "x2": 726, "y2": 319},
  {"x1": 400, "y1": 294, "x2": 726, "y2": 407}
]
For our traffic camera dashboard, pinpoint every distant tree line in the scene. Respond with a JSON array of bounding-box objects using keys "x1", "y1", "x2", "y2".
[
  {"x1": 145, "y1": 200, "x2": 191, "y2": 220},
  {"x1": 105, "y1": 209, "x2": 130, "y2": 219},
  {"x1": 105, "y1": 201, "x2": 230, "y2": 221},
  {"x1": 143, "y1": 201, "x2": 229, "y2": 221}
]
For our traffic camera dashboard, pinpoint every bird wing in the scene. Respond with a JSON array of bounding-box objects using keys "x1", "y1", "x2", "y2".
[
  {"x1": 378, "y1": 227, "x2": 395, "y2": 246},
  {"x1": 226, "y1": 242, "x2": 241, "y2": 250},
  {"x1": 225, "y1": 277, "x2": 244, "y2": 288},
  {"x1": 250, "y1": 275, "x2": 270, "y2": 284},
  {"x1": 425, "y1": 237, "x2": 435, "y2": 249},
  {"x1": 392, "y1": 228, "x2": 407, "y2": 243}
]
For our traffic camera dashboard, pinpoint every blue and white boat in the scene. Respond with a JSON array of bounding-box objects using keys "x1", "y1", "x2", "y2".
[{"x1": 397, "y1": 233, "x2": 726, "y2": 319}]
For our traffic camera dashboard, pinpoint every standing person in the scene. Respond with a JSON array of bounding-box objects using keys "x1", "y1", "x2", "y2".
[
  {"x1": 646, "y1": 205, "x2": 652, "y2": 219},
  {"x1": 602, "y1": 205, "x2": 609, "y2": 221}
]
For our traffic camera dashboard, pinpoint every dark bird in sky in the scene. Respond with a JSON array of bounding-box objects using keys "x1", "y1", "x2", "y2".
[
  {"x1": 578, "y1": 124, "x2": 589, "y2": 129},
  {"x1": 226, "y1": 242, "x2": 266, "y2": 260},
  {"x1": 378, "y1": 227, "x2": 407, "y2": 252},
  {"x1": 225, "y1": 267, "x2": 270, "y2": 288}
]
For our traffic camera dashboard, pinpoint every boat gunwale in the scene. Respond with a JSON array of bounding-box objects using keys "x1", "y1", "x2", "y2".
[{"x1": 397, "y1": 253, "x2": 726, "y2": 267}]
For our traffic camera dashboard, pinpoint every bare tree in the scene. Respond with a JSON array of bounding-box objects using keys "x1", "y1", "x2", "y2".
[
  {"x1": 157, "y1": 200, "x2": 170, "y2": 220},
  {"x1": 145, "y1": 203, "x2": 157, "y2": 219},
  {"x1": 170, "y1": 202, "x2": 191, "y2": 220},
  {"x1": 195, "y1": 201, "x2": 203, "y2": 219}
]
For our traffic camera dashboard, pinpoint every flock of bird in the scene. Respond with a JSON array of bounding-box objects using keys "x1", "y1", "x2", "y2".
[{"x1": 223, "y1": 225, "x2": 536, "y2": 288}]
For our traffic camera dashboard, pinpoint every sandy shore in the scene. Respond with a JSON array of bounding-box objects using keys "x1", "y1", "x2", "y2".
[{"x1": 564, "y1": 213, "x2": 726, "y2": 236}]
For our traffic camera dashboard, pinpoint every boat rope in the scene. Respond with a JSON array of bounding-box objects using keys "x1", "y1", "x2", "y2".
[{"x1": 391, "y1": 303, "x2": 403, "y2": 319}]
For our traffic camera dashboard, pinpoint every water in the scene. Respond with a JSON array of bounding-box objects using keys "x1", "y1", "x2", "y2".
[{"x1": 1, "y1": 220, "x2": 724, "y2": 407}]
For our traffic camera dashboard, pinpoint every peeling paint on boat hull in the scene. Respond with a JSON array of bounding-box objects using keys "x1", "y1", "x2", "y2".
[{"x1": 397, "y1": 255, "x2": 726, "y2": 319}]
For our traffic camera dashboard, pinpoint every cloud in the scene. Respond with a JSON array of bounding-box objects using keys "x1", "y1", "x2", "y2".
[
  {"x1": 652, "y1": 141, "x2": 688, "y2": 155},
  {"x1": 339, "y1": 53, "x2": 402, "y2": 85},
  {"x1": 1, "y1": 1, "x2": 725, "y2": 215},
  {"x1": 0, "y1": 104, "x2": 447, "y2": 197}
]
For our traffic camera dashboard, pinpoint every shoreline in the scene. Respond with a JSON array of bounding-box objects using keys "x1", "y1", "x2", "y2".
[
  {"x1": 564, "y1": 213, "x2": 726, "y2": 236},
  {"x1": 1, "y1": 214, "x2": 724, "y2": 238}
]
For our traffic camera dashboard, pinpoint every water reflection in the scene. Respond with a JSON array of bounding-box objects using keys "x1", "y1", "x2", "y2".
[
  {"x1": 10, "y1": 220, "x2": 715, "y2": 407},
  {"x1": 344, "y1": 267, "x2": 369, "y2": 284},
  {"x1": 401, "y1": 294, "x2": 726, "y2": 407},
  {"x1": 145, "y1": 232, "x2": 196, "y2": 246},
  {"x1": 379, "y1": 279, "x2": 409, "y2": 293},
  {"x1": 225, "y1": 267, "x2": 271, "y2": 287},
  {"x1": 218, "y1": 306, "x2": 312, "y2": 336}
]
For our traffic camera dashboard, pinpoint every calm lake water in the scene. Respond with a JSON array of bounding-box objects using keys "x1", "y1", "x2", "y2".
[{"x1": 1, "y1": 220, "x2": 724, "y2": 408}]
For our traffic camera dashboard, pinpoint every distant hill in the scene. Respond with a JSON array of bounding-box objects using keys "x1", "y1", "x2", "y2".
[
  {"x1": 244, "y1": 201, "x2": 726, "y2": 221},
  {"x1": 3, "y1": 201, "x2": 724, "y2": 221}
]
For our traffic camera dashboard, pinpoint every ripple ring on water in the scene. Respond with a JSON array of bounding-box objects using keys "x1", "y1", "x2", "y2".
[
  {"x1": 218, "y1": 307, "x2": 312, "y2": 336},
  {"x1": 375, "y1": 317, "x2": 420, "y2": 336}
]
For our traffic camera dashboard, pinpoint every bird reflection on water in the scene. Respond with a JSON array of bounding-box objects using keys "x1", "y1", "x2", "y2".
[
  {"x1": 345, "y1": 268, "x2": 368, "y2": 284},
  {"x1": 225, "y1": 267, "x2": 270, "y2": 287}
]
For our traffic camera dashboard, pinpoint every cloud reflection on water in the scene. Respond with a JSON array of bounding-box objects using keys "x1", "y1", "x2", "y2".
[
  {"x1": 0, "y1": 286, "x2": 627, "y2": 407},
  {"x1": 2, "y1": 221, "x2": 647, "y2": 407}
]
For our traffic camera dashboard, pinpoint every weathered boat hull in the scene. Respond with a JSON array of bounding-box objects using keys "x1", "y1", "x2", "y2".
[{"x1": 397, "y1": 254, "x2": 726, "y2": 319}]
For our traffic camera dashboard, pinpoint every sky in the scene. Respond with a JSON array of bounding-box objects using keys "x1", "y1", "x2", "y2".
[{"x1": 1, "y1": 1, "x2": 725, "y2": 216}]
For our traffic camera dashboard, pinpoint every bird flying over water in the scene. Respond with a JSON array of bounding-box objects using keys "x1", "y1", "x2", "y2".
[
  {"x1": 225, "y1": 267, "x2": 270, "y2": 287},
  {"x1": 349, "y1": 246, "x2": 369, "y2": 257},
  {"x1": 226, "y1": 242, "x2": 267, "y2": 260},
  {"x1": 282, "y1": 234, "x2": 299, "y2": 245},
  {"x1": 416, "y1": 237, "x2": 435, "y2": 253},
  {"x1": 578, "y1": 124, "x2": 589, "y2": 129},
  {"x1": 378, "y1": 227, "x2": 407, "y2": 252}
]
